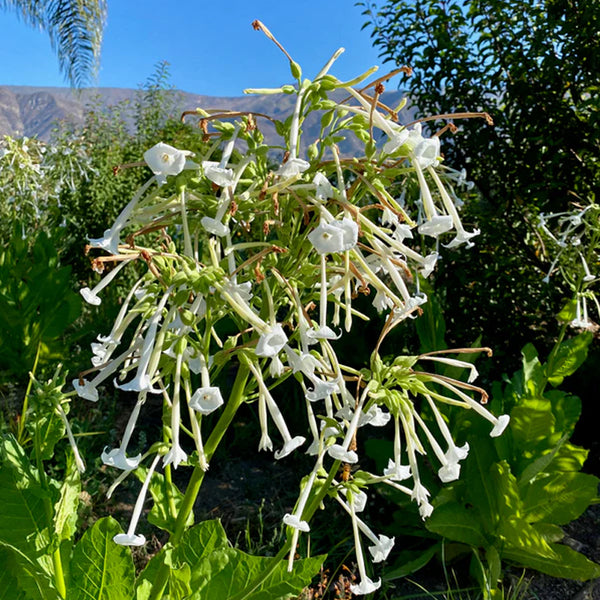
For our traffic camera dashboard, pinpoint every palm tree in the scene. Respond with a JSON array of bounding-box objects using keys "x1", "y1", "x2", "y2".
[{"x1": 0, "y1": 0, "x2": 107, "y2": 87}]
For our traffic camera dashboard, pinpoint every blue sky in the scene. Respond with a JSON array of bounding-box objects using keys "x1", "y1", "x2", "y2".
[{"x1": 0, "y1": 1, "x2": 397, "y2": 97}]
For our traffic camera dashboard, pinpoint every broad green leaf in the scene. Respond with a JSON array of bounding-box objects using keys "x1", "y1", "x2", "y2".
[
  {"x1": 0, "y1": 541, "x2": 60, "y2": 600},
  {"x1": 546, "y1": 332, "x2": 592, "y2": 387},
  {"x1": 510, "y1": 402, "x2": 555, "y2": 451},
  {"x1": 504, "y1": 542, "x2": 600, "y2": 581},
  {"x1": 547, "y1": 389, "x2": 582, "y2": 437},
  {"x1": 522, "y1": 472, "x2": 599, "y2": 525},
  {"x1": 175, "y1": 519, "x2": 230, "y2": 584},
  {"x1": 520, "y1": 344, "x2": 545, "y2": 396},
  {"x1": 53, "y1": 455, "x2": 80, "y2": 542},
  {"x1": 69, "y1": 517, "x2": 135, "y2": 600},
  {"x1": 135, "y1": 520, "x2": 230, "y2": 599},
  {"x1": 0, "y1": 464, "x2": 52, "y2": 560},
  {"x1": 189, "y1": 548, "x2": 324, "y2": 600},
  {"x1": 517, "y1": 433, "x2": 568, "y2": 485},
  {"x1": 426, "y1": 503, "x2": 488, "y2": 547},
  {"x1": 532, "y1": 523, "x2": 564, "y2": 543},
  {"x1": 27, "y1": 415, "x2": 65, "y2": 462}
]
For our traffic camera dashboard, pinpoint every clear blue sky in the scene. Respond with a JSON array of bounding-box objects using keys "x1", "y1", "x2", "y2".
[{"x1": 0, "y1": 1, "x2": 397, "y2": 97}]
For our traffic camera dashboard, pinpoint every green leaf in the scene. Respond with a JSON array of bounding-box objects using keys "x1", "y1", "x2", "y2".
[
  {"x1": 0, "y1": 461, "x2": 53, "y2": 561},
  {"x1": 426, "y1": 503, "x2": 488, "y2": 547},
  {"x1": 520, "y1": 344, "x2": 545, "y2": 396},
  {"x1": 504, "y1": 543, "x2": 600, "y2": 581},
  {"x1": 0, "y1": 541, "x2": 60, "y2": 600},
  {"x1": 68, "y1": 517, "x2": 135, "y2": 600},
  {"x1": 53, "y1": 455, "x2": 81, "y2": 542},
  {"x1": 189, "y1": 548, "x2": 324, "y2": 600},
  {"x1": 522, "y1": 472, "x2": 599, "y2": 525},
  {"x1": 546, "y1": 332, "x2": 593, "y2": 386}
]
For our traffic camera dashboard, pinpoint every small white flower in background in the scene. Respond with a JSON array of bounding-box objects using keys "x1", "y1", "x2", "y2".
[{"x1": 143, "y1": 142, "x2": 197, "y2": 185}]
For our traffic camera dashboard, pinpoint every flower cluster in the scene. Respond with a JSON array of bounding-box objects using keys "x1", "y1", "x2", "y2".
[
  {"x1": 74, "y1": 50, "x2": 507, "y2": 594},
  {"x1": 537, "y1": 204, "x2": 599, "y2": 329}
]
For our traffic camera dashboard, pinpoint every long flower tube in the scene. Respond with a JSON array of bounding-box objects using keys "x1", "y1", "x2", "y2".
[{"x1": 113, "y1": 453, "x2": 162, "y2": 546}]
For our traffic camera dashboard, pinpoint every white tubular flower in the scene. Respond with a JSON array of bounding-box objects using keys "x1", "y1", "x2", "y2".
[
  {"x1": 283, "y1": 514, "x2": 310, "y2": 532},
  {"x1": 285, "y1": 346, "x2": 319, "y2": 377},
  {"x1": 189, "y1": 386, "x2": 224, "y2": 415},
  {"x1": 89, "y1": 176, "x2": 156, "y2": 255},
  {"x1": 115, "y1": 290, "x2": 171, "y2": 394},
  {"x1": 202, "y1": 161, "x2": 235, "y2": 187},
  {"x1": 419, "y1": 355, "x2": 479, "y2": 383},
  {"x1": 571, "y1": 295, "x2": 591, "y2": 329},
  {"x1": 256, "y1": 323, "x2": 288, "y2": 358},
  {"x1": 313, "y1": 172, "x2": 334, "y2": 200},
  {"x1": 368, "y1": 535, "x2": 395, "y2": 563},
  {"x1": 348, "y1": 496, "x2": 382, "y2": 596},
  {"x1": 308, "y1": 221, "x2": 345, "y2": 255},
  {"x1": 424, "y1": 395, "x2": 470, "y2": 466},
  {"x1": 73, "y1": 339, "x2": 142, "y2": 402},
  {"x1": 383, "y1": 128, "x2": 409, "y2": 155},
  {"x1": 412, "y1": 135, "x2": 441, "y2": 169},
  {"x1": 412, "y1": 482, "x2": 434, "y2": 519},
  {"x1": 335, "y1": 493, "x2": 395, "y2": 564},
  {"x1": 248, "y1": 360, "x2": 305, "y2": 459},
  {"x1": 101, "y1": 395, "x2": 145, "y2": 471},
  {"x1": 113, "y1": 453, "x2": 161, "y2": 546},
  {"x1": 309, "y1": 217, "x2": 359, "y2": 255},
  {"x1": 163, "y1": 349, "x2": 188, "y2": 470},
  {"x1": 143, "y1": 142, "x2": 196, "y2": 185},
  {"x1": 384, "y1": 415, "x2": 411, "y2": 481},
  {"x1": 275, "y1": 157, "x2": 310, "y2": 178},
  {"x1": 490, "y1": 414, "x2": 511, "y2": 437},
  {"x1": 428, "y1": 167, "x2": 479, "y2": 249},
  {"x1": 579, "y1": 252, "x2": 596, "y2": 282},
  {"x1": 80, "y1": 259, "x2": 132, "y2": 306},
  {"x1": 201, "y1": 216, "x2": 230, "y2": 237}
]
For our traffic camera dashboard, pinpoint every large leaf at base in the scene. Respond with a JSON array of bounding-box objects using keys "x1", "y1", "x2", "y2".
[
  {"x1": 0, "y1": 436, "x2": 53, "y2": 562},
  {"x1": 426, "y1": 503, "x2": 488, "y2": 547},
  {"x1": 0, "y1": 541, "x2": 60, "y2": 600},
  {"x1": 504, "y1": 542, "x2": 600, "y2": 581},
  {"x1": 189, "y1": 548, "x2": 324, "y2": 600},
  {"x1": 521, "y1": 472, "x2": 599, "y2": 525},
  {"x1": 68, "y1": 517, "x2": 135, "y2": 600}
]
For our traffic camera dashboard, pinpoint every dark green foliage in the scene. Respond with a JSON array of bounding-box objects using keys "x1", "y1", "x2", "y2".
[
  {"x1": 359, "y1": 0, "x2": 600, "y2": 372},
  {"x1": 0, "y1": 223, "x2": 81, "y2": 381}
]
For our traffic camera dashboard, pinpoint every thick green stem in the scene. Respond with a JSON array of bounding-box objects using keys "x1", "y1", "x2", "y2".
[{"x1": 148, "y1": 364, "x2": 250, "y2": 600}]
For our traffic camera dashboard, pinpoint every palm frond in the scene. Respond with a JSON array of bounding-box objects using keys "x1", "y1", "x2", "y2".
[{"x1": 0, "y1": 0, "x2": 107, "y2": 87}]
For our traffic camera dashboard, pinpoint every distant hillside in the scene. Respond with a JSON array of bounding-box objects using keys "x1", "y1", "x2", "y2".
[{"x1": 0, "y1": 85, "x2": 412, "y2": 155}]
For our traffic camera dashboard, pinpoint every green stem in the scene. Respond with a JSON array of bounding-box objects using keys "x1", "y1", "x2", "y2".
[
  {"x1": 33, "y1": 413, "x2": 67, "y2": 598},
  {"x1": 229, "y1": 459, "x2": 342, "y2": 600},
  {"x1": 148, "y1": 364, "x2": 250, "y2": 600},
  {"x1": 18, "y1": 340, "x2": 42, "y2": 443}
]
